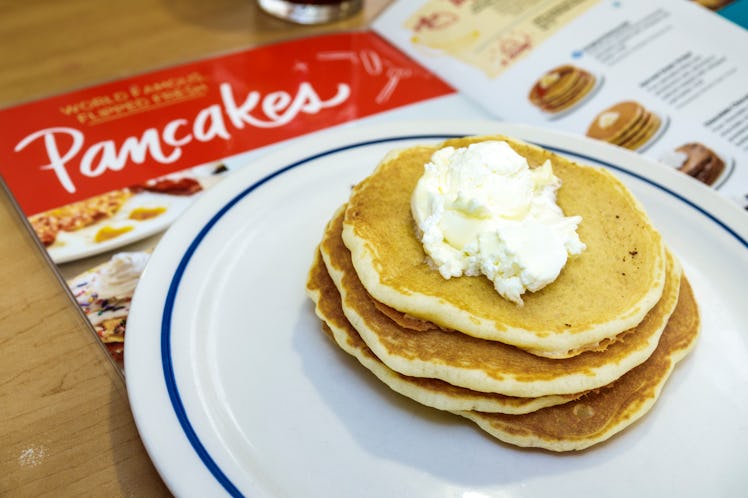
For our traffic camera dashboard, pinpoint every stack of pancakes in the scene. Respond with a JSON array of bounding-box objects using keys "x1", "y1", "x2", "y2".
[
  {"x1": 675, "y1": 142, "x2": 726, "y2": 186},
  {"x1": 586, "y1": 101, "x2": 662, "y2": 150},
  {"x1": 528, "y1": 65, "x2": 596, "y2": 114},
  {"x1": 306, "y1": 135, "x2": 699, "y2": 452}
]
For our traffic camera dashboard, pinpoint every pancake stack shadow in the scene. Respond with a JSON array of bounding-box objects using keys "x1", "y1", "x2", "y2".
[{"x1": 306, "y1": 135, "x2": 700, "y2": 452}]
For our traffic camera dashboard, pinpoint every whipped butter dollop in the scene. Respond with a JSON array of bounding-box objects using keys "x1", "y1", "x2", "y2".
[
  {"x1": 88, "y1": 251, "x2": 150, "y2": 299},
  {"x1": 411, "y1": 141, "x2": 585, "y2": 304},
  {"x1": 68, "y1": 251, "x2": 150, "y2": 328}
]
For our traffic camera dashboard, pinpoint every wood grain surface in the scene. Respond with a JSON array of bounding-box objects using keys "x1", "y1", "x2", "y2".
[{"x1": 0, "y1": 1, "x2": 390, "y2": 495}]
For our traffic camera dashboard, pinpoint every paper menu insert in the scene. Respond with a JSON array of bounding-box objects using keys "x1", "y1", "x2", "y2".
[
  {"x1": 373, "y1": 0, "x2": 748, "y2": 209},
  {"x1": 405, "y1": 0, "x2": 600, "y2": 78}
]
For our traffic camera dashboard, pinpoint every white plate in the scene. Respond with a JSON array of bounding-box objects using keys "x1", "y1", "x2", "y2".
[{"x1": 125, "y1": 120, "x2": 748, "y2": 498}]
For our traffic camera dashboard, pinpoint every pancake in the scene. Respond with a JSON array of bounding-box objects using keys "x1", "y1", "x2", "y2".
[
  {"x1": 618, "y1": 113, "x2": 661, "y2": 151},
  {"x1": 586, "y1": 101, "x2": 663, "y2": 151},
  {"x1": 606, "y1": 109, "x2": 651, "y2": 147},
  {"x1": 675, "y1": 142, "x2": 726, "y2": 185},
  {"x1": 529, "y1": 66, "x2": 579, "y2": 103},
  {"x1": 543, "y1": 73, "x2": 596, "y2": 113},
  {"x1": 323, "y1": 206, "x2": 682, "y2": 398},
  {"x1": 586, "y1": 101, "x2": 646, "y2": 144},
  {"x1": 528, "y1": 65, "x2": 596, "y2": 113},
  {"x1": 306, "y1": 246, "x2": 583, "y2": 414},
  {"x1": 342, "y1": 135, "x2": 667, "y2": 357},
  {"x1": 456, "y1": 276, "x2": 699, "y2": 451}
]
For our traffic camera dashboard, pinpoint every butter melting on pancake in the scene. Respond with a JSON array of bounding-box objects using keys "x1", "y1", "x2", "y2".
[{"x1": 342, "y1": 135, "x2": 667, "y2": 357}]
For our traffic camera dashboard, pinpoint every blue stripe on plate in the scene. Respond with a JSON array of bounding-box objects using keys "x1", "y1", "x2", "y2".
[{"x1": 160, "y1": 134, "x2": 747, "y2": 497}]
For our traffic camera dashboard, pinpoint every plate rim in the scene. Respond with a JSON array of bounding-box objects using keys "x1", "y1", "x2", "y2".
[{"x1": 125, "y1": 119, "x2": 748, "y2": 497}]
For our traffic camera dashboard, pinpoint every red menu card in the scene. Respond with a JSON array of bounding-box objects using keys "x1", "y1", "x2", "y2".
[{"x1": 0, "y1": 31, "x2": 453, "y2": 218}]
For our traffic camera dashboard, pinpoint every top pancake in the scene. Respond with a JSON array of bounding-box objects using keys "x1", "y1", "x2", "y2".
[
  {"x1": 342, "y1": 135, "x2": 667, "y2": 357},
  {"x1": 325, "y1": 205, "x2": 680, "y2": 397}
]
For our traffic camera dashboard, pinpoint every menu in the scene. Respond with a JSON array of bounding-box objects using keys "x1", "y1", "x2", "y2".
[
  {"x1": 0, "y1": 31, "x2": 487, "y2": 372},
  {"x1": 372, "y1": 0, "x2": 748, "y2": 207},
  {"x1": 2, "y1": 2, "x2": 746, "y2": 373}
]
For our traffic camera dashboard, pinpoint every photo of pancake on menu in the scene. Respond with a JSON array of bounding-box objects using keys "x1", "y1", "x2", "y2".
[{"x1": 373, "y1": 0, "x2": 748, "y2": 207}]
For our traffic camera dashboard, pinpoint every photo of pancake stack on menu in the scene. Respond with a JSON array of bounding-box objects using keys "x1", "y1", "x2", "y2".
[
  {"x1": 306, "y1": 134, "x2": 700, "y2": 452},
  {"x1": 528, "y1": 64, "x2": 598, "y2": 115},
  {"x1": 586, "y1": 101, "x2": 663, "y2": 152}
]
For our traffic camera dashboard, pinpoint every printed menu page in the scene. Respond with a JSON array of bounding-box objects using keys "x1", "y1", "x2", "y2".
[
  {"x1": 373, "y1": 0, "x2": 748, "y2": 209},
  {"x1": 0, "y1": 31, "x2": 491, "y2": 372}
]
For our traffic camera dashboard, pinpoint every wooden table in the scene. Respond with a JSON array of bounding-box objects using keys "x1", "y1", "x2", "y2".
[{"x1": 0, "y1": 1, "x2": 390, "y2": 495}]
